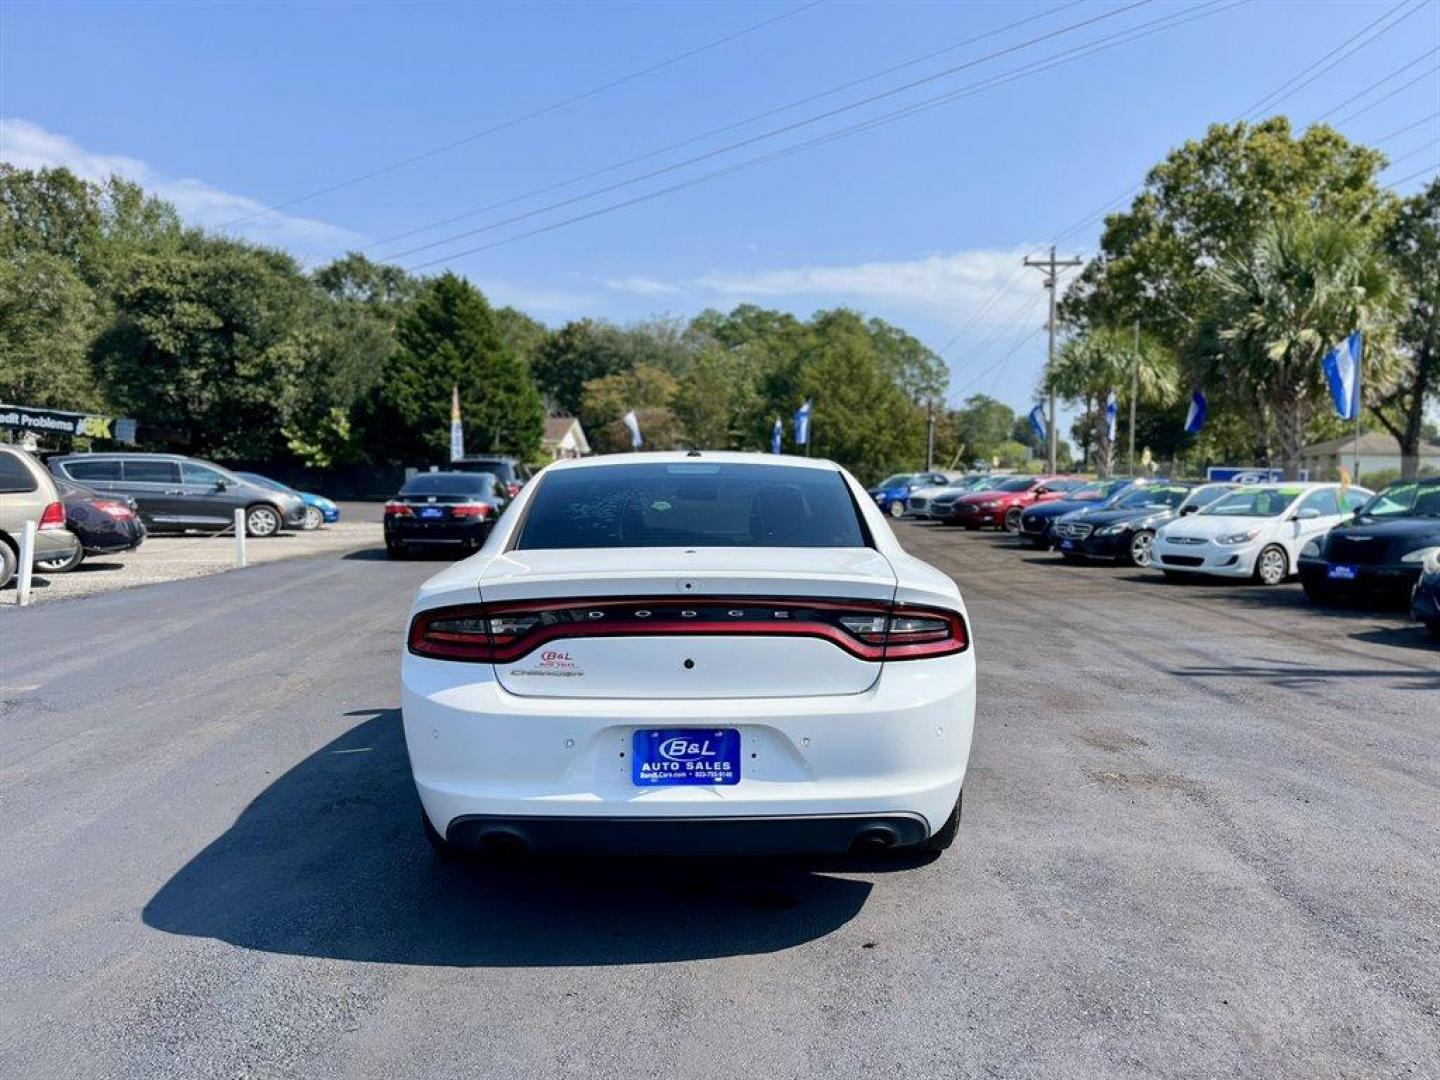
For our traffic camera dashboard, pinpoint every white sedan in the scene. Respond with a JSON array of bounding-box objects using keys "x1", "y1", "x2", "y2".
[
  {"x1": 401, "y1": 452, "x2": 976, "y2": 858},
  {"x1": 1153, "y1": 482, "x2": 1372, "y2": 585}
]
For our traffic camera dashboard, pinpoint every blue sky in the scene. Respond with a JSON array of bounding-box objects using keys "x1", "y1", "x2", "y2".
[{"x1": 2, "y1": 0, "x2": 1437, "y2": 419}]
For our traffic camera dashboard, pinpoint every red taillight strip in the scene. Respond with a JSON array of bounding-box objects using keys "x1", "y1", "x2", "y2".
[{"x1": 407, "y1": 596, "x2": 967, "y2": 664}]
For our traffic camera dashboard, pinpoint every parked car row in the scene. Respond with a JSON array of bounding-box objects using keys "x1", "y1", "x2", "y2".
[
  {"x1": 0, "y1": 447, "x2": 343, "y2": 589},
  {"x1": 939, "y1": 471, "x2": 1439, "y2": 639}
]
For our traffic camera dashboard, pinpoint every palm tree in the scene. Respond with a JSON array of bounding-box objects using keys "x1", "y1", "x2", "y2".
[
  {"x1": 1210, "y1": 214, "x2": 1398, "y2": 479},
  {"x1": 1048, "y1": 325, "x2": 1178, "y2": 477}
]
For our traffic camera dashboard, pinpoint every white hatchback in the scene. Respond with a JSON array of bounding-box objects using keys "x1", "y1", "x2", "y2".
[
  {"x1": 401, "y1": 452, "x2": 976, "y2": 858},
  {"x1": 1153, "y1": 482, "x2": 1372, "y2": 585}
]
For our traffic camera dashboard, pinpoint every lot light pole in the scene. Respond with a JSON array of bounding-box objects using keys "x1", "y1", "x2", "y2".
[{"x1": 1129, "y1": 319, "x2": 1140, "y2": 474}]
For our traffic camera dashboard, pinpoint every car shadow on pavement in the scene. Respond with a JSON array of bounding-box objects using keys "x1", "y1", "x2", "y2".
[{"x1": 142, "y1": 709, "x2": 879, "y2": 967}]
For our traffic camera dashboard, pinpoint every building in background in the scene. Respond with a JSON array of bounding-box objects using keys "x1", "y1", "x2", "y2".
[
  {"x1": 1300, "y1": 432, "x2": 1440, "y2": 482},
  {"x1": 541, "y1": 416, "x2": 590, "y2": 460}
]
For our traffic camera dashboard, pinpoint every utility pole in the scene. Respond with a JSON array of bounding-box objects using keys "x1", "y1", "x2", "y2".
[
  {"x1": 1024, "y1": 246, "x2": 1083, "y2": 473},
  {"x1": 1129, "y1": 319, "x2": 1140, "y2": 474}
]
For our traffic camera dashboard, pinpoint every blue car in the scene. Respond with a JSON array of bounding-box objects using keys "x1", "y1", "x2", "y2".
[
  {"x1": 867, "y1": 472, "x2": 952, "y2": 519},
  {"x1": 235, "y1": 472, "x2": 340, "y2": 529}
]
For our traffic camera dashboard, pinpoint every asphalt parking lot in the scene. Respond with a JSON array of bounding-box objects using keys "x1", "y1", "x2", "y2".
[{"x1": 1, "y1": 524, "x2": 1436, "y2": 1079}]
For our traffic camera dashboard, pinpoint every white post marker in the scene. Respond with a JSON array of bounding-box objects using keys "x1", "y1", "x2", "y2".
[
  {"x1": 17, "y1": 520, "x2": 37, "y2": 607},
  {"x1": 234, "y1": 508, "x2": 247, "y2": 569}
]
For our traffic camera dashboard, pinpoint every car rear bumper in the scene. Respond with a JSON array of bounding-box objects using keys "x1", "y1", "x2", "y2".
[
  {"x1": 385, "y1": 518, "x2": 490, "y2": 545},
  {"x1": 402, "y1": 650, "x2": 975, "y2": 850},
  {"x1": 443, "y1": 812, "x2": 931, "y2": 855}
]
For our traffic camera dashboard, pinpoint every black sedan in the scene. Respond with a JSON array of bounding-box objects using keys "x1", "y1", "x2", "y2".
[
  {"x1": 384, "y1": 471, "x2": 508, "y2": 559},
  {"x1": 1016, "y1": 477, "x2": 1137, "y2": 548},
  {"x1": 1298, "y1": 478, "x2": 1440, "y2": 606},
  {"x1": 1054, "y1": 482, "x2": 1237, "y2": 567},
  {"x1": 34, "y1": 478, "x2": 147, "y2": 572},
  {"x1": 1411, "y1": 555, "x2": 1440, "y2": 638}
]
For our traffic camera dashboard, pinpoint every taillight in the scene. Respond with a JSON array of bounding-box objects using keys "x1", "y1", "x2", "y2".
[
  {"x1": 384, "y1": 501, "x2": 413, "y2": 516},
  {"x1": 408, "y1": 598, "x2": 967, "y2": 663},
  {"x1": 94, "y1": 499, "x2": 135, "y2": 520},
  {"x1": 449, "y1": 503, "x2": 493, "y2": 519},
  {"x1": 39, "y1": 501, "x2": 66, "y2": 529},
  {"x1": 506, "y1": 482, "x2": 522, "y2": 498}
]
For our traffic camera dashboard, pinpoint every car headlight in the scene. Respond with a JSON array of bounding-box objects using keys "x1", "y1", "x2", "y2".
[
  {"x1": 1400, "y1": 545, "x2": 1440, "y2": 567},
  {"x1": 978, "y1": 501, "x2": 1001, "y2": 509},
  {"x1": 1095, "y1": 522, "x2": 1128, "y2": 536},
  {"x1": 1300, "y1": 539, "x2": 1321, "y2": 558},
  {"x1": 1217, "y1": 527, "x2": 1262, "y2": 545}
]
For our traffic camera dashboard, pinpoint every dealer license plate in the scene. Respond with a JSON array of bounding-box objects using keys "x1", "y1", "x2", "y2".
[
  {"x1": 1059, "y1": 539, "x2": 1075, "y2": 550},
  {"x1": 419, "y1": 506, "x2": 445, "y2": 520},
  {"x1": 1327, "y1": 564, "x2": 1358, "y2": 580},
  {"x1": 632, "y1": 728, "x2": 740, "y2": 786}
]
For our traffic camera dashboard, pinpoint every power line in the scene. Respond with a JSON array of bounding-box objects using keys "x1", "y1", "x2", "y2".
[
  {"x1": 1388, "y1": 163, "x2": 1439, "y2": 187},
  {"x1": 383, "y1": 0, "x2": 1164, "y2": 263},
  {"x1": 1334, "y1": 65, "x2": 1440, "y2": 127},
  {"x1": 1370, "y1": 111, "x2": 1440, "y2": 146},
  {"x1": 219, "y1": 0, "x2": 826, "y2": 228},
  {"x1": 1239, "y1": 0, "x2": 1419, "y2": 120},
  {"x1": 1381, "y1": 139, "x2": 1440, "y2": 172},
  {"x1": 1313, "y1": 45, "x2": 1438, "y2": 122},
  {"x1": 401, "y1": 0, "x2": 1238, "y2": 269},
  {"x1": 359, "y1": 0, "x2": 1090, "y2": 256}
]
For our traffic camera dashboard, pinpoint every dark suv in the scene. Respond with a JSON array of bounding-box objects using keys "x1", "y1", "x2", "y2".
[
  {"x1": 450, "y1": 456, "x2": 530, "y2": 497},
  {"x1": 47, "y1": 453, "x2": 307, "y2": 536},
  {"x1": 1298, "y1": 477, "x2": 1440, "y2": 605}
]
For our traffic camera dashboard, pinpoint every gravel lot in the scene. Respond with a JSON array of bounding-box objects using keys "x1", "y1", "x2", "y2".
[
  {"x1": 1, "y1": 523, "x2": 1435, "y2": 1079},
  {"x1": 1, "y1": 503, "x2": 381, "y2": 607}
]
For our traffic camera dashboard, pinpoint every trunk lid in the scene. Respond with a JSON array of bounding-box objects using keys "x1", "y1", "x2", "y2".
[{"x1": 479, "y1": 547, "x2": 896, "y2": 699}]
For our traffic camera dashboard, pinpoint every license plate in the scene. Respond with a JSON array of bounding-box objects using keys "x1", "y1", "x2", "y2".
[
  {"x1": 1059, "y1": 539, "x2": 1075, "y2": 550},
  {"x1": 1328, "y1": 564, "x2": 1358, "y2": 580},
  {"x1": 419, "y1": 507, "x2": 445, "y2": 520},
  {"x1": 632, "y1": 728, "x2": 740, "y2": 786}
]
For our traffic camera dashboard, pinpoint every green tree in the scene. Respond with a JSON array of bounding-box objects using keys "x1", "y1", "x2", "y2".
[
  {"x1": 1209, "y1": 214, "x2": 1398, "y2": 479},
  {"x1": 0, "y1": 253, "x2": 105, "y2": 408},
  {"x1": 580, "y1": 363, "x2": 681, "y2": 453},
  {"x1": 1375, "y1": 178, "x2": 1440, "y2": 479},
  {"x1": 358, "y1": 273, "x2": 544, "y2": 463},
  {"x1": 950, "y1": 394, "x2": 1016, "y2": 465}
]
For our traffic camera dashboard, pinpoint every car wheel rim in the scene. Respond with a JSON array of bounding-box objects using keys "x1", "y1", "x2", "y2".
[
  {"x1": 1260, "y1": 550, "x2": 1284, "y2": 584},
  {"x1": 305, "y1": 508, "x2": 323, "y2": 529},
  {"x1": 1131, "y1": 533, "x2": 1153, "y2": 566},
  {"x1": 248, "y1": 510, "x2": 277, "y2": 536},
  {"x1": 889, "y1": 502, "x2": 903, "y2": 518},
  {"x1": 1005, "y1": 510, "x2": 1020, "y2": 531}
]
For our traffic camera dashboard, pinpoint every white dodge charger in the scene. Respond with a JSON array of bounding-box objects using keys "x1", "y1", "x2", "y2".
[{"x1": 401, "y1": 452, "x2": 976, "y2": 858}]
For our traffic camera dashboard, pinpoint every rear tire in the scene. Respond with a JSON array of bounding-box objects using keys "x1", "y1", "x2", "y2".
[
  {"x1": 1254, "y1": 544, "x2": 1288, "y2": 586},
  {"x1": 35, "y1": 544, "x2": 84, "y2": 574},
  {"x1": 245, "y1": 504, "x2": 282, "y2": 538},
  {"x1": 386, "y1": 540, "x2": 408, "y2": 560},
  {"x1": 920, "y1": 792, "x2": 962, "y2": 854},
  {"x1": 0, "y1": 541, "x2": 16, "y2": 590}
]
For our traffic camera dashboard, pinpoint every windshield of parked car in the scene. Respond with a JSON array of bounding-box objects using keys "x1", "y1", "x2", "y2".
[
  {"x1": 877, "y1": 474, "x2": 914, "y2": 489},
  {"x1": 400, "y1": 472, "x2": 500, "y2": 496},
  {"x1": 1116, "y1": 485, "x2": 1187, "y2": 510},
  {"x1": 1181, "y1": 484, "x2": 1234, "y2": 510},
  {"x1": 236, "y1": 472, "x2": 291, "y2": 493},
  {"x1": 962, "y1": 477, "x2": 1001, "y2": 491},
  {"x1": 1068, "y1": 481, "x2": 1119, "y2": 501},
  {"x1": 996, "y1": 477, "x2": 1037, "y2": 493},
  {"x1": 1200, "y1": 487, "x2": 1302, "y2": 517},
  {"x1": 1356, "y1": 482, "x2": 1440, "y2": 519},
  {"x1": 516, "y1": 462, "x2": 867, "y2": 549}
]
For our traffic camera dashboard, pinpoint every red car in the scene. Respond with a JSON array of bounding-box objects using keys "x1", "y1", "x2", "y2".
[{"x1": 939, "y1": 475, "x2": 1082, "y2": 532}]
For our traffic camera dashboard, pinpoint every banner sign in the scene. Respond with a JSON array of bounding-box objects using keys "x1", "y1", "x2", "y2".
[
  {"x1": 1205, "y1": 466, "x2": 1307, "y2": 483},
  {"x1": 0, "y1": 405, "x2": 136, "y2": 442}
]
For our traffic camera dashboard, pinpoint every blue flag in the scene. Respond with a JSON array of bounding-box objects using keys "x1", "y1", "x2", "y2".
[
  {"x1": 1104, "y1": 390, "x2": 1118, "y2": 442},
  {"x1": 793, "y1": 399, "x2": 812, "y2": 445},
  {"x1": 1322, "y1": 330, "x2": 1362, "y2": 421},
  {"x1": 771, "y1": 417, "x2": 782, "y2": 454},
  {"x1": 1028, "y1": 403, "x2": 1047, "y2": 442},
  {"x1": 1184, "y1": 390, "x2": 1207, "y2": 434}
]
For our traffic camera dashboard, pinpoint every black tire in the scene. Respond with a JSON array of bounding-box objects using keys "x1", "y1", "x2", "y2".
[
  {"x1": 0, "y1": 540, "x2": 16, "y2": 590},
  {"x1": 386, "y1": 540, "x2": 408, "y2": 560},
  {"x1": 302, "y1": 505, "x2": 325, "y2": 530},
  {"x1": 1126, "y1": 529, "x2": 1155, "y2": 568},
  {"x1": 920, "y1": 792, "x2": 962, "y2": 854},
  {"x1": 35, "y1": 544, "x2": 84, "y2": 574},
  {"x1": 244, "y1": 503, "x2": 282, "y2": 538},
  {"x1": 1254, "y1": 544, "x2": 1289, "y2": 586},
  {"x1": 1003, "y1": 507, "x2": 1023, "y2": 533},
  {"x1": 421, "y1": 809, "x2": 459, "y2": 861}
]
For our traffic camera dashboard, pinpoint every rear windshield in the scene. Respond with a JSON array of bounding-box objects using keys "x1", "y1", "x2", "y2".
[
  {"x1": 515, "y1": 462, "x2": 868, "y2": 549},
  {"x1": 401, "y1": 472, "x2": 498, "y2": 495},
  {"x1": 454, "y1": 459, "x2": 517, "y2": 482}
]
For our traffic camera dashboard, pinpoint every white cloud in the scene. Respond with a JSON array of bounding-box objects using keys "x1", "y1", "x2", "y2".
[
  {"x1": 603, "y1": 275, "x2": 684, "y2": 297},
  {"x1": 696, "y1": 248, "x2": 1043, "y2": 331},
  {"x1": 473, "y1": 278, "x2": 596, "y2": 316},
  {"x1": 0, "y1": 118, "x2": 364, "y2": 259}
]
